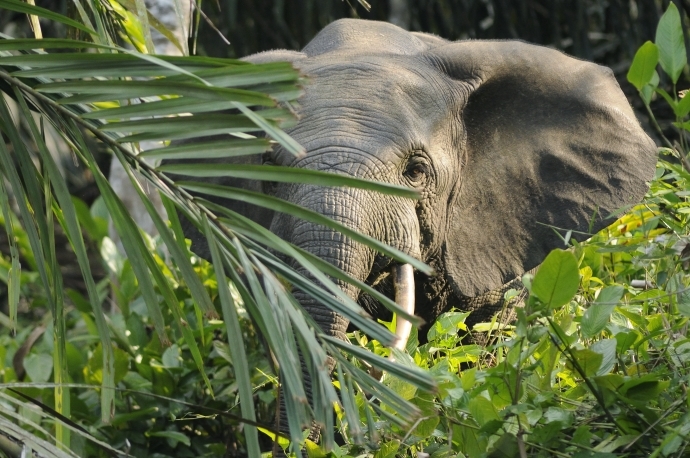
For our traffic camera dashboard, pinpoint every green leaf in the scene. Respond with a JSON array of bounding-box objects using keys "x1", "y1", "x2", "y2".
[
  {"x1": 676, "y1": 90, "x2": 690, "y2": 118},
  {"x1": 374, "y1": 440, "x2": 400, "y2": 458},
  {"x1": 641, "y1": 71, "x2": 660, "y2": 105},
  {"x1": 581, "y1": 285, "x2": 624, "y2": 338},
  {"x1": 620, "y1": 375, "x2": 669, "y2": 401},
  {"x1": 590, "y1": 339, "x2": 616, "y2": 376},
  {"x1": 656, "y1": 2, "x2": 687, "y2": 83},
  {"x1": 39, "y1": 80, "x2": 275, "y2": 107},
  {"x1": 413, "y1": 416, "x2": 440, "y2": 438},
  {"x1": 627, "y1": 41, "x2": 659, "y2": 91},
  {"x1": 468, "y1": 396, "x2": 500, "y2": 425},
  {"x1": 568, "y1": 348, "x2": 602, "y2": 378},
  {"x1": 24, "y1": 353, "x2": 53, "y2": 383},
  {"x1": 323, "y1": 335, "x2": 436, "y2": 393},
  {"x1": 147, "y1": 431, "x2": 191, "y2": 447},
  {"x1": 615, "y1": 330, "x2": 639, "y2": 353},
  {"x1": 487, "y1": 432, "x2": 519, "y2": 458},
  {"x1": 531, "y1": 249, "x2": 580, "y2": 308},
  {"x1": 140, "y1": 138, "x2": 272, "y2": 160},
  {"x1": 1, "y1": 52, "x2": 231, "y2": 70},
  {"x1": 166, "y1": 164, "x2": 420, "y2": 199},
  {"x1": 426, "y1": 311, "x2": 470, "y2": 341},
  {"x1": 203, "y1": 216, "x2": 260, "y2": 457}
]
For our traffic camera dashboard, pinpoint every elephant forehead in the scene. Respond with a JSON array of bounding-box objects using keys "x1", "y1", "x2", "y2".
[
  {"x1": 299, "y1": 56, "x2": 449, "y2": 107},
  {"x1": 286, "y1": 58, "x2": 457, "y2": 157},
  {"x1": 302, "y1": 18, "x2": 431, "y2": 57}
]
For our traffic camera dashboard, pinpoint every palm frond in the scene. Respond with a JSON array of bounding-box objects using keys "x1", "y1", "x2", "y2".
[{"x1": 0, "y1": 3, "x2": 435, "y2": 454}]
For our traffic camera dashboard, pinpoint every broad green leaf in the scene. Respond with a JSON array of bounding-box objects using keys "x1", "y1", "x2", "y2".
[
  {"x1": 374, "y1": 440, "x2": 400, "y2": 458},
  {"x1": 615, "y1": 330, "x2": 639, "y2": 353},
  {"x1": 426, "y1": 311, "x2": 470, "y2": 341},
  {"x1": 656, "y1": 2, "x2": 687, "y2": 83},
  {"x1": 590, "y1": 339, "x2": 617, "y2": 375},
  {"x1": 543, "y1": 407, "x2": 574, "y2": 427},
  {"x1": 627, "y1": 41, "x2": 659, "y2": 91},
  {"x1": 468, "y1": 396, "x2": 500, "y2": 425},
  {"x1": 592, "y1": 373, "x2": 625, "y2": 393},
  {"x1": 487, "y1": 433, "x2": 519, "y2": 458},
  {"x1": 668, "y1": 273, "x2": 690, "y2": 315},
  {"x1": 413, "y1": 416, "x2": 440, "y2": 438},
  {"x1": 581, "y1": 285, "x2": 624, "y2": 338},
  {"x1": 531, "y1": 249, "x2": 580, "y2": 308},
  {"x1": 24, "y1": 353, "x2": 53, "y2": 383},
  {"x1": 567, "y1": 348, "x2": 602, "y2": 378},
  {"x1": 641, "y1": 71, "x2": 659, "y2": 105},
  {"x1": 620, "y1": 375, "x2": 670, "y2": 401}
]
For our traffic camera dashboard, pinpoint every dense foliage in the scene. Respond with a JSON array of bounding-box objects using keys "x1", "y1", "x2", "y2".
[{"x1": 1, "y1": 2, "x2": 690, "y2": 458}]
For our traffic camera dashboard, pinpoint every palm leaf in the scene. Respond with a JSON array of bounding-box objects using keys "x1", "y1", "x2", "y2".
[{"x1": 0, "y1": 13, "x2": 435, "y2": 454}]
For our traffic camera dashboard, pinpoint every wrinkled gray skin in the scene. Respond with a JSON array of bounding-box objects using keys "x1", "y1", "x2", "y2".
[{"x1": 173, "y1": 19, "x2": 657, "y2": 446}]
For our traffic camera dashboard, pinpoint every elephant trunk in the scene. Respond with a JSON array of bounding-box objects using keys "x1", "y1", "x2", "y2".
[{"x1": 271, "y1": 184, "x2": 421, "y2": 448}]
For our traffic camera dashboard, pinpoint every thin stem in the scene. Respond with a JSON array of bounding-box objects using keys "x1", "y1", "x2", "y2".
[
  {"x1": 644, "y1": 102, "x2": 675, "y2": 150},
  {"x1": 546, "y1": 317, "x2": 624, "y2": 433}
]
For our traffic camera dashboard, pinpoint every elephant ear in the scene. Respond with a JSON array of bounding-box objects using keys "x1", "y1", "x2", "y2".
[{"x1": 433, "y1": 41, "x2": 657, "y2": 297}]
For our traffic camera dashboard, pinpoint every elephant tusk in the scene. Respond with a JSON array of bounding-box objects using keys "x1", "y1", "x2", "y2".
[{"x1": 391, "y1": 263, "x2": 415, "y2": 356}]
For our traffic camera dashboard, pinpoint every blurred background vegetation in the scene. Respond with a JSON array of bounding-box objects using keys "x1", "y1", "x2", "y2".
[{"x1": 0, "y1": 0, "x2": 671, "y2": 64}]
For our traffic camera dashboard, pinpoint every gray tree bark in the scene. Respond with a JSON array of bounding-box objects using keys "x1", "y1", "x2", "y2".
[
  {"x1": 388, "y1": 0, "x2": 410, "y2": 30},
  {"x1": 108, "y1": 0, "x2": 190, "y2": 249}
]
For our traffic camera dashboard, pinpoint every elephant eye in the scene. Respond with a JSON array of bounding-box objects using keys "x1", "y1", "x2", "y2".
[
  {"x1": 262, "y1": 151, "x2": 274, "y2": 166},
  {"x1": 404, "y1": 158, "x2": 429, "y2": 183}
]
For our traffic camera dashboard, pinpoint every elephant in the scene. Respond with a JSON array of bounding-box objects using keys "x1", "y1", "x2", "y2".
[{"x1": 169, "y1": 18, "x2": 658, "y2": 451}]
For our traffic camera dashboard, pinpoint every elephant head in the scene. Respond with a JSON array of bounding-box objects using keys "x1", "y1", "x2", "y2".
[{"x1": 172, "y1": 18, "x2": 657, "y2": 445}]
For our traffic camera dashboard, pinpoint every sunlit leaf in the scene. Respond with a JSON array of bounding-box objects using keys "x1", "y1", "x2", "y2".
[
  {"x1": 656, "y1": 2, "x2": 687, "y2": 84},
  {"x1": 627, "y1": 41, "x2": 659, "y2": 91},
  {"x1": 531, "y1": 249, "x2": 580, "y2": 308}
]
